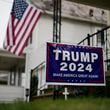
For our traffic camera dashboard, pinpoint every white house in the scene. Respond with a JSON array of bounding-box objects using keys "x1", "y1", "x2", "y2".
[
  {"x1": 0, "y1": 0, "x2": 110, "y2": 101},
  {"x1": 25, "y1": 0, "x2": 110, "y2": 100}
]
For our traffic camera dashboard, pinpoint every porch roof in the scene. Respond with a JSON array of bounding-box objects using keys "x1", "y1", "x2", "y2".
[{"x1": 0, "y1": 49, "x2": 25, "y2": 71}]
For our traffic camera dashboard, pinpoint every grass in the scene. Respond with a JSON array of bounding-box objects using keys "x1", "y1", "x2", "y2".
[{"x1": 0, "y1": 97, "x2": 110, "y2": 110}]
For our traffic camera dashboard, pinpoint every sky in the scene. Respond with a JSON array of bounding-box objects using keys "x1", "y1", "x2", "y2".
[{"x1": 0, "y1": 0, "x2": 13, "y2": 48}]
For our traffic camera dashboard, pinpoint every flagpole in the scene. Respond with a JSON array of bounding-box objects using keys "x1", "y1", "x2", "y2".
[{"x1": 53, "y1": 0, "x2": 62, "y2": 100}]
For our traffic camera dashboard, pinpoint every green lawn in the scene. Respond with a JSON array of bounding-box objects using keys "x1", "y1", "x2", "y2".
[{"x1": 0, "y1": 97, "x2": 110, "y2": 110}]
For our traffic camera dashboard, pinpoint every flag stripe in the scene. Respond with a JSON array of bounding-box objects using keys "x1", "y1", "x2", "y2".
[
  {"x1": 15, "y1": 10, "x2": 40, "y2": 55},
  {"x1": 14, "y1": 19, "x2": 19, "y2": 29},
  {"x1": 5, "y1": 16, "x2": 14, "y2": 46},
  {"x1": 5, "y1": 22, "x2": 11, "y2": 46},
  {"x1": 3, "y1": 0, "x2": 42, "y2": 56},
  {"x1": 10, "y1": 7, "x2": 36, "y2": 53},
  {"x1": 15, "y1": 8, "x2": 33, "y2": 41},
  {"x1": 15, "y1": 5, "x2": 32, "y2": 37},
  {"x1": 6, "y1": 25, "x2": 10, "y2": 46},
  {"x1": 16, "y1": 10, "x2": 41, "y2": 55},
  {"x1": 12, "y1": 8, "x2": 37, "y2": 54},
  {"x1": 11, "y1": 16, "x2": 15, "y2": 45},
  {"x1": 18, "y1": 11, "x2": 41, "y2": 55}
]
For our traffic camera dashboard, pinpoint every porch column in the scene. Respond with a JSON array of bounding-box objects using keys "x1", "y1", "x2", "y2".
[
  {"x1": 15, "y1": 71, "x2": 19, "y2": 86},
  {"x1": 25, "y1": 47, "x2": 32, "y2": 101},
  {"x1": 8, "y1": 72, "x2": 11, "y2": 85}
]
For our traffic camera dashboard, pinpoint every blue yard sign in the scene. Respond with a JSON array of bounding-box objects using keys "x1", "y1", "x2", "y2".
[{"x1": 46, "y1": 42, "x2": 105, "y2": 86}]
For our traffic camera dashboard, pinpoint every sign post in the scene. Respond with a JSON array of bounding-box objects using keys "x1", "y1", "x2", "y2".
[
  {"x1": 53, "y1": 0, "x2": 62, "y2": 100},
  {"x1": 46, "y1": 42, "x2": 105, "y2": 86}
]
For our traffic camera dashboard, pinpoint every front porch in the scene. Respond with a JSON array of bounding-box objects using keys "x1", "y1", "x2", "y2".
[{"x1": 0, "y1": 49, "x2": 25, "y2": 102}]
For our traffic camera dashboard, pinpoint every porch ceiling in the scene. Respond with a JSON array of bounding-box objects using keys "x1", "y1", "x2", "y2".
[
  {"x1": 70, "y1": 0, "x2": 110, "y2": 10},
  {"x1": 0, "y1": 49, "x2": 25, "y2": 71}
]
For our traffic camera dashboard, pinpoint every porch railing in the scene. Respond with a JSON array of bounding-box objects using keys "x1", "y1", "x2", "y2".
[{"x1": 78, "y1": 26, "x2": 110, "y2": 72}]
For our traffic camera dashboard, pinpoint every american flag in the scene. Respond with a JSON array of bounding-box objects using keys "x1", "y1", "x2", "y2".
[{"x1": 3, "y1": 0, "x2": 41, "y2": 56}]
